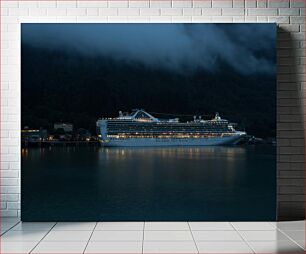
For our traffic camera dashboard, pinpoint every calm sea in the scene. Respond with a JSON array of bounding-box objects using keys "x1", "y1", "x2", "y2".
[{"x1": 21, "y1": 145, "x2": 276, "y2": 221}]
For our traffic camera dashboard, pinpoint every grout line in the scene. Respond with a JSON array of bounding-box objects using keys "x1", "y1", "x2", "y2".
[
  {"x1": 141, "y1": 221, "x2": 145, "y2": 254},
  {"x1": 229, "y1": 222, "x2": 256, "y2": 254},
  {"x1": 187, "y1": 221, "x2": 200, "y2": 254},
  {"x1": 0, "y1": 220, "x2": 21, "y2": 236},
  {"x1": 268, "y1": 221, "x2": 278, "y2": 229},
  {"x1": 29, "y1": 222, "x2": 57, "y2": 254},
  {"x1": 276, "y1": 227, "x2": 305, "y2": 251},
  {"x1": 83, "y1": 222, "x2": 98, "y2": 254}
]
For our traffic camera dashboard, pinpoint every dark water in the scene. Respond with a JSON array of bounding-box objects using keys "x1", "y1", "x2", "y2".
[{"x1": 21, "y1": 145, "x2": 276, "y2": 221}]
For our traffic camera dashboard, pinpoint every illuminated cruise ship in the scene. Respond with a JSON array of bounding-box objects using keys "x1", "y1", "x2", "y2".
[{"x1": 96, "y1": 109, "x2": 246, "y2": 147}]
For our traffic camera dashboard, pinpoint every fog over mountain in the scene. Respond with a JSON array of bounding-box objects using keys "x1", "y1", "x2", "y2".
[
  {"x1": 22, "y1": 24, "x2": 276, "y2": 138},
  {"x1": 22, "y1": 23, "x2": 276, "y2": 75}
]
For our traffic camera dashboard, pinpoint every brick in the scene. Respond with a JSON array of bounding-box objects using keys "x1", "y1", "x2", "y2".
[
  {"x1": 129, "y1": 1, "x2": 149, "y2": 7},
  {"x1": 0, "y1": 178, "x2": 19, "y2": 186},
  {"x1": 29, "y1": 8, "x2": 48, "y2": 16},
  {"x1": 278, "y1": 178, "x2": 305, "y2": 186},
  {"x1": 279, "y1": 146, "x2": 304, "y2": 155},
  {"x1": 212, "y1": 0, "x2": 233, "y2": 8},
  {"x1": 247, "y1": 8, "x2": 278, "y2": 15},
  {"x1": 108, "y1": 1, "x2": 129, "y2": 8},
  {"x1": 268, "y1": 0, "x2": 290, "y2": 7},
  {"x1": 150, "y1": 0, "x2": 172, "y2": 7},
  {"x1": 0, "y1": 170, "x2": 19, "y2": 178},
  {"x1": 47, "y1": 8, "x2": 67, "y2": 16},
  {"x1": 202, "y1": 8, "x2": 222, "y2": 15},
  {"x1": 183, "y1": 8, "x2": 202, "y2": 16},
  {"x1": 245, "y1": 0, "x2": 256, "y2": 7},
  {"x1": 193, "y1": 0, "x2": 212, "y2": 7},
  {"x1": 77, "y1": 1, "x2": 107, "y2": 8},
  {"x1": 149, "y1": 16, "x2": 172, "y2": 22},
  {"x1": 1, "y1": 1, "x2": 18, "y2": 8},
  {"x1": 56, "y1": 1, "x2": 77, "y2": 7},
  {"x1": 67, "y1": 8, "x2": 87, "y2": 16},
  {"x1": 172, "y1": 16, "x2": 192, "y2": 22},
  {"x1": 7, "y1": 202, "x2": 20, "y2": 210},
  {"x1": 232, "y1": 16, "x2": 245, "y2": 22},
  {"x1": 268, "y1": 16, "x2": 290, "y2": 23},
  {"x1": 118, "y1": 8, "x2": 140, "y2": 16},
  {"x1": 245, "y1": 16, "x2": 257, "y2": 22},
  {"x1": 279, "y1": 186, "x2": 304, "y2": 194},
  {"x1": 8, "y1": 8, "x2": 29, "y2": 16},
  {"x1": 233, "y1": 0, "x2": 244, "y2": 7},
  {"x1": 290, "y1": 16, "x2": 305, "y2": 24},
  {"x1": 1, "y1": 202, "x2": 7, "y2": 210},
  {"x1": 99, "y1": 8, "x2": 118, "y2": 16},
  {"x1": 1, "y1": 8, "x2": 9, "y2": 16},
  {"x1": 106, "y1": 16, "x2": 128, "y2": 22},
  {"x1": 127, "y1": 16, "x2": 150, "y2": 22},
  {"x1": 222, "y1": 8, "x2": 245, "y2": 15},
  {"x1": 172, "y1": 0, "x2": 193, "y2": 7},
  {"x1": 192, "y1": 16, "x2": 212, "y2": 22},
  {"x1": 278, "y1": 8, "x2": 300, "y2": 15},
  {"x1": 212, "y1": 16, "x2": 233, "y2": 22},
  {"x1": 0, "y1": 210, "x2": 18, "y2": 217},
  {"x1": 86, "y1": 8, "x2": 99, "y2": 16},
  {"x1": 0, "y1": 194, "x2": 19, "y2": 202},
  {"x1": 278, "y1": 195, "x2": 305, "y2": 202},
  {"x1": 140, "y1": 8, "x2": 160, "y2": 16},
  {"x1": 38, "y1": 1, "x2": 56, "y2": 8},
  {"x1": 290, "y1": 0, "x2": 305, "y2": 7},
  {"x1": 278, "y1": 24, "x2": 300, "y2": 32},
  {"x1": 257, "y1": 0, "x2": 268, "y2": 8},
  {"x1": 161, "y1": 8, "x2": 183, "y2": 16}
]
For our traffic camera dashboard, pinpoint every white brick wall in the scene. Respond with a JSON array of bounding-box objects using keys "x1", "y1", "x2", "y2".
[{"x1": 0, "y1": 0, "x2": 305, "y2": 219}]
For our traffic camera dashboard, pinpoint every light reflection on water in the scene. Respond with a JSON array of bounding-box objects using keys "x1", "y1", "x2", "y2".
[{"x1": 22, "y1": 145, "x2": 276, "y2": 221}]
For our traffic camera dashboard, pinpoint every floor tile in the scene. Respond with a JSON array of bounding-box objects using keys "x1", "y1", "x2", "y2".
[
  {"x1": 232, "y1": 222, "x2": 276, "y2": 231},
  {"x1": 197, "y1": 241, "x2": 253, "y2": 253},
  {"x1": 1, "y1": 241, "x2": 37, "y2": 253},
  {"x1": 275, "y1": 221, "x2": 305, "y2": 231},
  {"x1": 85, "y1": 241, "x2": 142, "y2": 253},
  {"x1": 282, "y1": 230, "x2": 305, "y2": 241},
  {"x1": 192, "y1": 230, "x2": 242, "y2": 241},
  {"x1": 32, "y1": 241, "x2": 87, "y2": 253},
  {"x1": 189, "y1": 222, "x2": 234, "y2": 231},
  {"x1": 282, "y1": 230, "x2": 305, "y2": 249},
  {"x1": 239, "y1": 230, "x2": 291, "y2": 241},
  {"x1": 42, "y1": 230, "x2": 92, "y2": 242},
  {"x1": 52, "y1": 222, "x2": 96, "y2": 231},
  {"x1": 143, "y1": 241, "x2": 198, "y2": 253},
  {"x1": 12, "y1": 222, "x2": 55, "y2": 231},
  {"x1": 1, "y1": 230, "x2": 48, "y2": 242},
  {"x1": 144, "y1": 230, "x2": 193, "y2": 241},
  {"x1": 249, "y1": 240, "x2": 304, "y2": 253},
  {"x1": 90, "y1": 230, "x2": 143, "y2": 241},
  {"x1": 0, "y1": 221, "x2": 21, "y2": 233},
  {"x1": 145, "y1": 222, "x2": 190, "y2": 230},
  {"x1": 95, "y1": 222, "x2": 144, "y2": 231}
]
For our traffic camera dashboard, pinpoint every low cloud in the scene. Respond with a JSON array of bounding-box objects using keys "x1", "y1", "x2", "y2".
[{"x1": 22, "y1": 23, "x2": 276, "y2": 75}]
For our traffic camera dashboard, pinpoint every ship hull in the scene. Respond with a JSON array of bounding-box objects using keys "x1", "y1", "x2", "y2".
[{"x1": 99, "y1": 133, "x2": 245, "y2": 147}]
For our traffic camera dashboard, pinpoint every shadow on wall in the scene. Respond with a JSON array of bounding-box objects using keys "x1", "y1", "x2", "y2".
[{"x1": 276, "y1": 27, "x2": 305, "y2": 221}]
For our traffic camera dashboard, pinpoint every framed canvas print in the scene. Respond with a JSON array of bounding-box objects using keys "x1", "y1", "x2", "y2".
[{"x1": 21, "y1": 23, "x2": 276, "y2": 221}]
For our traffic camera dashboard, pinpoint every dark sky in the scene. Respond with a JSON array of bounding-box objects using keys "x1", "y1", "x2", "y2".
[{"x1": 22, "y1": 23, "x2": 276, "y2": 75}]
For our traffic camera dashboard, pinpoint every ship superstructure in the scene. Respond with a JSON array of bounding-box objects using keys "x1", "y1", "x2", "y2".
[{"x1": 96, "y1": 109, "x2": 246, "y2": 147}]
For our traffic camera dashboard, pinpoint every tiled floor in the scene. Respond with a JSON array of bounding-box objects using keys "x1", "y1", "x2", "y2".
[{"x1": 0, "y1": 219, "x2": 304, "y2": 253}]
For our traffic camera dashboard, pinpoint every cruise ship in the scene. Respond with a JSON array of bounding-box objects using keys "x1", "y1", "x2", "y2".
[{"x1": 96, "y1": 109, "x2": 246, "y2": 147}]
